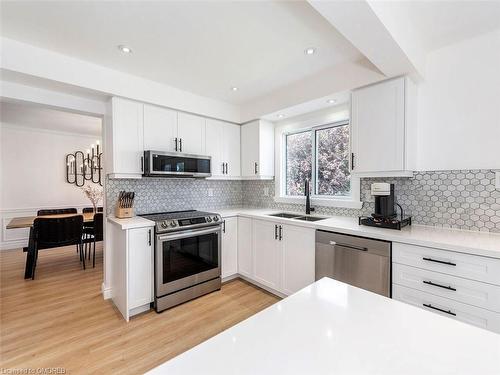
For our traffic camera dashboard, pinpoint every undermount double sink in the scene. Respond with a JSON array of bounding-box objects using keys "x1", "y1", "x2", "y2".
[{"x1": 267, "y1": 212, "x2": 328, "y2": 222}]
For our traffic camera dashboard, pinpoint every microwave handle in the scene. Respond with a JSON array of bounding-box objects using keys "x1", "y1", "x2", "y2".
[{"x1": 157, "y1": 226, "x2": 220, "y2": 241}]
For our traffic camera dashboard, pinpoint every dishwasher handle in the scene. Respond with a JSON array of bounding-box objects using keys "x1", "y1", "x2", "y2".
[{"x1": 329, "y1": 240, "x2": 368, "y2": 252}]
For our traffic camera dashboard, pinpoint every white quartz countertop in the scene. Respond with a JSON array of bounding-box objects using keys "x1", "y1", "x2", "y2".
[
  {"x1": 217, "y1": 208, "x2": 500, "y2": 259},
  {"x1": 147, "y1": 277, "x2": 500, "y2": 375},
  {"x1": 107, "y1": 215, "x2": 155, "y2": 230}
]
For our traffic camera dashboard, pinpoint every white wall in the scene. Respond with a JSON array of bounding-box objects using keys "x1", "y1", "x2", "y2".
[
  {"x1": 417, "y1": 30, "x2": 500, "y2": 171},
  {"x1": 0, "y1": 124, "x2": 102, "y2": 249}
]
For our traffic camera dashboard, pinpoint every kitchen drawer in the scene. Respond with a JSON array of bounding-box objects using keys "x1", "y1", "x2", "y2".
[
  {"x1": 393, "y1": 263, "x2": 500, "y2": 313},
  {"x1": 393, "y1": 242, "x2": 500, "y2": 285},
  {"x1": 393, "y1": 285, "x2": 500, "y2": 333}
]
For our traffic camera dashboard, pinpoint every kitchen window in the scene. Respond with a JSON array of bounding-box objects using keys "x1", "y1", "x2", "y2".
[{"x1": 278, "y1": 119, "x2": 362, "y2": 209}]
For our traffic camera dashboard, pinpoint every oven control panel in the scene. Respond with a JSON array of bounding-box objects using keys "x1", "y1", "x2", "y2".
[{"x1": 156, "y1": 214, "x2": 222, "y2": 233}]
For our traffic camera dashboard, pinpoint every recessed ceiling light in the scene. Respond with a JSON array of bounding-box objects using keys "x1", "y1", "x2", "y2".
[
  {"x1": 304, "y1": 47, "x2": 316, "y2": 55},
  {"x1": 118, "y1": 45, "x2": 132, "y2": 54},
  {"x1": 277, "y1": 114, "x2": 285, "y2": 119},
  {"x1": 231, "y1": 87, "x2": 238, "y2": 91},
  {"x1": 327, "y1": 99, "x2": 337, "y2": 104}
]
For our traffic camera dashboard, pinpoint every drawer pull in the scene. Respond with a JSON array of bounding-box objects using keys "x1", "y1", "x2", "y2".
[
  {"x1": 423, "y1": 303, "x2": 456, "y2": 316},
  {"x1": 422, "y1": 257, "x2": 456, "y2": 266},
  {"x1": 423, "y1": 280, "x2": 457, "y2": 291}
]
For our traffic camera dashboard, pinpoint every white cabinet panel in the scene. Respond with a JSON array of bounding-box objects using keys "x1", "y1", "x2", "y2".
[
  {"x1": 281, "y1": 224, "x2": 315, "y2": 295},
  {"x1": 253, "y1": 219, "x2": 281, "y2": 290},
  {"x1": 393, "y1": 242, "x2": 500, "y2": 286},
  {"x1": 393, "y1": 285, "x2": 500, "y2": 334},
  {"x1": 393, "y1": 263, "x2": 500, "y2": 313},
  {"x1": 177, "y1": 112, "x2": 206, "y2": 154},
  {"x1": 108, "y1": 97, "x2": 144, "y2": 177},
  {"x1": 143, "y1": 104, "x2": 177, "y2": 152},
  {"x1": 206, "y1": 119, "x2": 225, "y2": 177},
  {"x1": 128, "y1": 227, "x2": 153, "y2": 310},
  {"x1": 223, "y1": 123, "x2": 241, "y2": 177},
  {"x1": 222, "y1": 217, "x2": 238, "y2": 278},
  {"x1": 237, "y1": 217, "x2": 253, "y2": 278},
  {"x1": 351, "y1": 77, "x2": 415, "y2": 177},
  {"x1": 241, "y1": 121, "x2": 260, "y2": 177}
]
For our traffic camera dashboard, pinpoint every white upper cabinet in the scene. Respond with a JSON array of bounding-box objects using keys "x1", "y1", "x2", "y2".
[
  {"x1": 143, "y1": 104, "x2": 178, "y2": 152},
  {"x1": 351, "y1": 76, "x2": 416, "y2": 177},
  {"x1": 206, "y1": 119, "x2": 241, "y2": 178},
  {"x1": 241, "y1": 120, "x2": 274, "y2": 179},
  {"x1": 223, "y1": 123, "x2": 241, "y2": 177},
  {"x1": 177, "y1": 112, "x2": 206, "y2": 155},
  {"x1": 106, "y1": 97, "x2": 144, "y2": 178}
]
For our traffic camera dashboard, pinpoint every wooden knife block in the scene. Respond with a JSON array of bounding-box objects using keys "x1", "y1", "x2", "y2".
[{"x1": 115, "y1": 206, "x2": 134, "y2": 219}]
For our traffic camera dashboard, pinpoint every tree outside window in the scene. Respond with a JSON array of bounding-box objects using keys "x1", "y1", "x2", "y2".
[{"x1": 285, "y1": 122, "x2": 350, "y2": 197}]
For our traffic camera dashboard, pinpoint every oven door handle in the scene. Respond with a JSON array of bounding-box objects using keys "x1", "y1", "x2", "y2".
[{"x1": 157, "y1": 226, "x2": 221, "y2": 241}]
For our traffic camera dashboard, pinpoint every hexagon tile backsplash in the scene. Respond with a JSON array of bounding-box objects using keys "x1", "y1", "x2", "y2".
[{"x1": 106, "y1": 169, "x2": 500, "y2": 233}]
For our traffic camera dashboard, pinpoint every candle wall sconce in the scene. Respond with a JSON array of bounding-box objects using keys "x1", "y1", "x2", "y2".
[{"x1": 66, "y1": 141, "x2": 103, "y2": 187}]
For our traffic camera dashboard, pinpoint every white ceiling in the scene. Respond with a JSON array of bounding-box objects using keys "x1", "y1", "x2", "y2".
[
  {"x1": 376, "y1": 1, "x2": 500, "y2": 52},
  {"x1": 0, "y1": 1, "x2": 363, "y2": 106},
  {"x1": 0, "y1": 101, "x2": 102, "y2": 136}
]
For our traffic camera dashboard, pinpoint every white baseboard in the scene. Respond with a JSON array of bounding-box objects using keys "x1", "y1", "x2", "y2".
[
  {"x1": 102, "y1": 282, "x2": 112, "y2": 299},
  {"x1": 221, "y1": 274, "x2": 239, "y2": 283},
  {"x1": 237, "y1": 274, "x2": 286, "y2": 299}
]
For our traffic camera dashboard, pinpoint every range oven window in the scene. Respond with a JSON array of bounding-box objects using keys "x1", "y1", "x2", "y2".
[{"x1": 161, "y1": 231, "x2": 218, "y2": 283}]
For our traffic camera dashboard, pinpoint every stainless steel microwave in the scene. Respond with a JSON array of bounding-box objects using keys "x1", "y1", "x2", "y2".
[{"x1": 143, "y1": 151, "x2": 211, "y2": 178}]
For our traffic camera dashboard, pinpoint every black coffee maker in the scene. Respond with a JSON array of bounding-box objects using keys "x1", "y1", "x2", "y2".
[
  {"x1": 359, "y1": 183, "x2": 411, "y2": 230},
  {"x1": 371, "y1": 183, "x2": 396, "y2": 218}
]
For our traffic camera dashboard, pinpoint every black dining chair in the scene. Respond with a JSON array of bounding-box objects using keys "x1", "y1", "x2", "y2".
[
  {"x1": 82, "y1": 213, "x2": 103, "y2": 268},
  {"x1": 37, "y1": 208, "x2": 78, "y2": 216},
  {"x1": 30, "y1": 215, "x2": 84, "y2": 279},
  {"x1": 23, "y1": 208, "x2": 79, "y2": 255},
  {"x1": 82, "y1": 207, "x2": 103, "y2": 213}
]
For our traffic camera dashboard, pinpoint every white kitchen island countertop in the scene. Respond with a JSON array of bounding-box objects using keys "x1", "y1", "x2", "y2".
[
  {"x1": 217, "y1": 208, "x2": 500, "y2": 259},
  {"x1": 148, "y1": 277, "x2": 500, "y2": 375}
]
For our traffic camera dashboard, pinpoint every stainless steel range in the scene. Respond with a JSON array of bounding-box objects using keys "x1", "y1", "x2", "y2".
[{"x1": 140, "y1": 210, "x2": 222, "y2": 312}]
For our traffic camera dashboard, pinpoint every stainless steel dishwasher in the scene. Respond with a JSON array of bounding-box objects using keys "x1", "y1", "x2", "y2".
[{"x1": 315, "y1": 230, "x2": 391, "y2": 297}]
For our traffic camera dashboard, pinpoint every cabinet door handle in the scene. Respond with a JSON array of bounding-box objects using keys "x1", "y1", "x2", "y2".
[
  {"x1": 221, "y1": 163, "x2": 225, "y2": 174},
  {"x1": 278, "y1": 225, "x2": 283, "y2": 241},
  {"x1": 179, "y1": 138, "x2": 182, "y2": 152},
  {"x1": 141, "y1": 156, "x2": 144, "y2": 172},
  {"x1": 274, "y1": 225, "x2": 278, "y2": 240},
  {"x1": 423, "y1": 280, "x2": 457, "y2": 291},
  {"x1": 254, "y1": 162, "x2": 258, "y2": 174},
  {"x1": 174, "y1": 138, "x2": 178, "y2": 151},
  {"x1": 225, "y1": 163, "x2": 228, "y2": 174},
  {"x1": 148, "y1": 229, "x2": 151, "y2": 246},
  {"x1": 422, "y1": 257, "x2": 457, "y2": 267},
  {"x1": 423, "y1": 303, "x2": 456, "y2": 316},
  {"x1": 223, "y1": 220, "x2": 226, "y2": 233},
  {"x1": 351, "y1": 153, "x2": 355, "y2": 170}
]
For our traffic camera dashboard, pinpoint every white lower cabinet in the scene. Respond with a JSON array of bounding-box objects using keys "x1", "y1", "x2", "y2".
[
  {"x1": 253, "y1": 219, "x2": 281, "y2": 290},
  {"x1": 281, "y1": 224, "x2": 315, "y2": 295},
  {"x1": 244, "y1": 218, "x2": 315, "y2": 296},
  {"x1": 109, "y1": 221, "x2": 154, "y2": 321},
  {"x1": 237, "y1": 217, "x2": 253, "y2": 278},
  {"x1": 393, "y1": 285, "x2": 500, "y2": 333},
  {"x1": 221, "y1": 217, "x2": 238, "y2": 278},
  {"x1": 392, "y1": 242, "x2": 500, "y2": 334}
]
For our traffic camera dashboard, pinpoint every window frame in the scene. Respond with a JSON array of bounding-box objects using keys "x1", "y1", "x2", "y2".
[{"x1": 276, "y1": 119, "x2": 362, "y2": 209}]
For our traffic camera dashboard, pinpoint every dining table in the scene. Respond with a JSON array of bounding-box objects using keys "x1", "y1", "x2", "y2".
[{"x1": 6, "y1": 212, "x2": 96, "y2": 279}]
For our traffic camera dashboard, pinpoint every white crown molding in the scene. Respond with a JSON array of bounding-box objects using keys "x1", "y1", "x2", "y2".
[{"x1": 0, "y1": 122, "x2": 102, "y2": 138}]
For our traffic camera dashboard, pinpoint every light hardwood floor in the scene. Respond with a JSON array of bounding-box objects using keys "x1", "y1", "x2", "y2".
[{"x1": 0, "y1": 244, "x2": 279, "y2": 374}]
